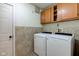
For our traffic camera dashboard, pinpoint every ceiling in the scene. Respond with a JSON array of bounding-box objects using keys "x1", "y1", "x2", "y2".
[{"x1": 31, "y1": 3, "x2": 54, "y2": 9}]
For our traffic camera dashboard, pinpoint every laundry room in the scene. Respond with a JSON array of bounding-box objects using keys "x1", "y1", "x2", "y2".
[{"x1": 0, "y1": 3, "x2": 79, "y2": 56}]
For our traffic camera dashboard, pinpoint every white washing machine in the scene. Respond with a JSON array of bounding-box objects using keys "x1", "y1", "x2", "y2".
[
  {"x1": 34, "y1": 33, "x2": 49, "y2": 56},
  {"x1": 47, "y1": 33, "x2": 74, "y2": 56}
]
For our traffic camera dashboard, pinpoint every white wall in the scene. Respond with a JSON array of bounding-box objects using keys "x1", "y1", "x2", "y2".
[{"x1": 14, "y1": 3, "x2": 42, "y2": 27}]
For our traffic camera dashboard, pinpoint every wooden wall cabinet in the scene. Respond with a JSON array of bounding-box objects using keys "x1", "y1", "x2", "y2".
[
  {"x1": 62, "y1": 3, "x2": 77, "y2": 20},
  {"x1": 57, "y1": 3, "x2": 79, "y2": 21},
  {"x1": 41, "y1": 11, "x2": 45, "y2": 24},
  {"x1": 44, "y1": 8, "x2": 51, "y2": 23},
  {"x1": 41, "y1": 3, "x2": 79, "y2": 24},
  {"x1": 41, "y1": 7, "x2": 54, "y2": 24}
]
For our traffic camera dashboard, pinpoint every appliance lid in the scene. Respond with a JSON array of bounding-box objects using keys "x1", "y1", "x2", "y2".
[
  {"x1": 47, "y1": 33, "x2": 74, "y2": 40},
  {"x1": 34, "y1": 33, "x2": 50, "y2": 37}
]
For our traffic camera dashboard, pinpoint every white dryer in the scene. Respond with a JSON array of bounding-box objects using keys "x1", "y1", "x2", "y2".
[{"x1": 34, "y1": 33, "x2": 49, "y2": 56}]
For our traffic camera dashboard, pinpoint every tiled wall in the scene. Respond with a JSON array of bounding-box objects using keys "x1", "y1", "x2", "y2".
[
  {"x1": 43, "y1": 20, "x2": 79, "y2": 40},
  {"x1": 15, "y1": 26, "x2": 42, "y2": 56}
]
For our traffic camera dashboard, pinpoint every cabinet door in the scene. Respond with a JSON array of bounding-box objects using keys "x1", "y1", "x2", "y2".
[
  {"x1": 50, "y1": 6, "x2": 54, "y2": 22},
  {"x1": 47, "y1": 38, "x2": 70, "y2": 56},
  {"x1": 57, "y1": 3, "x2": 62, "y2": 21},
  {"x1": 41, "y1": 11, "x2": 45, "y2": 24},
  {"x1": 44, "y1": 8, "x2": 51, "y2": 23},
  {"x1": 62, "y1": 3, "x2": 77, "y2": 20}
]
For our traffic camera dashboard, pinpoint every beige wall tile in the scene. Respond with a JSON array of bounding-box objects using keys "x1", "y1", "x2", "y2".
[
  {"x1": 43, "y1": 20, "x2": 79, "y2": 40},
  {"x1": 15, "y1": 26, "x2": 42, "y2": 56}
]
